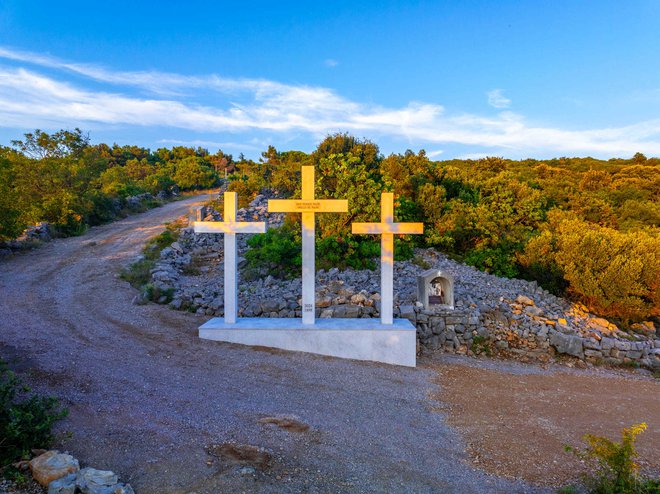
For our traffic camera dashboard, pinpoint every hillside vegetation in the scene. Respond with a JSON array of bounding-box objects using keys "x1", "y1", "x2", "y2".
[
  {"x1": 0, "y1": 129, "x2": 225, "y2": 238},
  {"x1": 1, "y1": 130, "x2": 658, "y2": 324},
  {"x1": 228, "y1": 134, "x2": 659, "y2": 325}
]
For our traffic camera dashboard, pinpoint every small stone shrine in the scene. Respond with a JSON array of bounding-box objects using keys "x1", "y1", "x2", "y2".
[{"x1": 418, "y1": 269, "x2": 454, "y2": 309}]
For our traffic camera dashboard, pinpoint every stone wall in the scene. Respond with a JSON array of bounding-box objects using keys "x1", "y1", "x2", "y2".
[{"x1": 404, "y1": 302, "x2": 659, "y2": 370}]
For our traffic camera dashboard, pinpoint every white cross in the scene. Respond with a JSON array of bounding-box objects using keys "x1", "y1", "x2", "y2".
[
  {"x1": 268, "y1": 166, "x2": 348, "y2": 325},
  {"x1": 194, "y1": 191, "x2": 266, "y2": 324},
  {"x1": 352, "y1": 193, "x2": 424, "y2": 324}
]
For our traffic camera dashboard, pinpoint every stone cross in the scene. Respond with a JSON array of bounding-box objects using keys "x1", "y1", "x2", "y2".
[
  {"x1": 352, "y1": 192, "x2": 423, "y2": 324},
  {"x1": 269, "y1": 166, "x2": 349, "y2": 325},
  {"x1": 194, "y1": 191, "x2": 266, "y2": 324}
]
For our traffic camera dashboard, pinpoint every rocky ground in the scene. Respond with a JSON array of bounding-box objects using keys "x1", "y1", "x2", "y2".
[{"x1": 1, "y1": 192, "x2": 658, "y2": 493}]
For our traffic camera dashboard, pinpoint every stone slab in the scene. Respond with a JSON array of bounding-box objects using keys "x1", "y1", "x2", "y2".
[{"x1": 199, "y1": 318, "x2": 417, "y2": 367}]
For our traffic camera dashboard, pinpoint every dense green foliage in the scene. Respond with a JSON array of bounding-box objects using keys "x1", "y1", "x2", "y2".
[
  {"x1": 245, "y1": 218, "x2": 302, "y2": 278},
  {"x1": 2, "y1": 130, "x2": 658, "y2": 324},
  {"x1": 0, "y1": 358, "x2": 67, "y2": 472},
  {"x1": 229, "y1": 134, "x2": 659, "y2": 324},
  {"x1": 0, "y1": 129, "x2": 224, "y2": 240}
]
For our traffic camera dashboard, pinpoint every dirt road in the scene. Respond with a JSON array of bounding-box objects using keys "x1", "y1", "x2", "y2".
[{"x1": 0, "y1": 196, "x2": 655, "y2": 493}]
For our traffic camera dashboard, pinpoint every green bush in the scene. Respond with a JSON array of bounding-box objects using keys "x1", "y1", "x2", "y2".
[
  {"x1": 245, "y1": 223, "x2": 302, "y2": 279},
  {"x1": 565, "y1": 423, "x2": 660, "y2": 494},
  {"x1": 463, "y1": 244, "x2": 521, "y2": 279},
  {"x1": 316, "y1": 234, "x2": 380, "y2": 271},
  {"x1": 0, "y1": 359, "x2": 67, "y2": 471}
]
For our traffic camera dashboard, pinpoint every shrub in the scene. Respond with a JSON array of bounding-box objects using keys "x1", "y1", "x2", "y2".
[
  {"x1": 316, "y1": 234, "x2": 379, "y2": 271},
  {"x1": 565, "y1": 423, "x2": 660, "y2": 494},
  {"x1": 521, "y1": 213, "x2": 660, "y2": 323},
  {"x1": 245, "y1": 223, "x2": 302, "y2": 279},
  {"x1": 0, "y1": 359, "x2": 67, "y2": 471}
]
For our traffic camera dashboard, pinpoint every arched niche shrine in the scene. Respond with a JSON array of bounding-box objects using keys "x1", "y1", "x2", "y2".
[{"x1": 417, "y1": 269, "x2": 454, "y2": 310}]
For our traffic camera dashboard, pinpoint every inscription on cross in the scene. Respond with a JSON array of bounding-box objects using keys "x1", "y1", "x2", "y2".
[
  {"x1": 269, "y1": 166, "x2": 348, "y2": 325},
  {"x1": 352, "y1": 193, "x2": 424, "y2": 324},
  {"x1": 194, "y1": 191, "x2": 266, "y2": 324}
]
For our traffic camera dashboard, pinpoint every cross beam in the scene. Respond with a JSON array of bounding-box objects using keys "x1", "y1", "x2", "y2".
[
  {"x1": 352, "y1": 192, "x2": 423, "y2": 324},
  {"x1": 269, "y1": 166, "x2": 348, "y2": 325},
  {"x1": 194, "y1": 191, "x2": 266, "y2": 324}
]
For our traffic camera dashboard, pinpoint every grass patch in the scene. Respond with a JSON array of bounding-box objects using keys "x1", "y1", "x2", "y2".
[
  {"x1": 411, "y1": 254, "x2": 432, "y2": 270},
  {"x1": 471, "y1": 335, "x2": 492, "y2": 356},
  {"x1": 120, "y1": 218, "x2": 186, "y2": 299}
]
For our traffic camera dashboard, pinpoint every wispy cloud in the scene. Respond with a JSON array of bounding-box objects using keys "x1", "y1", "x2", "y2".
[
  {"x1": 324, "y1": 58, "x2": 339, "y2": 68},
  {"x1": 487, "y1": 89, "x2": 511, "y2": 109},
  {"x1": 157, "y1": 138, "x2": 267, "y2": 152},
  {"x1": 1, "y1": 46, "x2": 660, "y2": 157}
]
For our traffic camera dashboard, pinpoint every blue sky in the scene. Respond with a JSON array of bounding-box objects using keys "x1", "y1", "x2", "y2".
[{"x1": 1, "y1": 0, "x2": 660, "y2": 160}]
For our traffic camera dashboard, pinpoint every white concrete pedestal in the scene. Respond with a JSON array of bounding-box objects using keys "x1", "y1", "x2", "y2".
[{"x1": 198, "y1": 318, "x2": 417, "y2": 367}]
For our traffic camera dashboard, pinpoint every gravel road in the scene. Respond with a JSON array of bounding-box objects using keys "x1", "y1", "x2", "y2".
[{"x1": 0, "y1": 195, "x2": 549, "y2": 493}]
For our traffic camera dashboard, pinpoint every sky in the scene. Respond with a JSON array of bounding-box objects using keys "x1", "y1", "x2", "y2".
[{"x1": 1, "y1": 0, "x2": 660, "y2": 160}]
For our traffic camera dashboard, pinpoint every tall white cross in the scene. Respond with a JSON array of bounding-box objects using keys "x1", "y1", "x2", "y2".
[
  {"x1": 352, "y1": 193, "x2": 424, "y2": 325},
  {"x1": 269, "y1": 166, "x2": 348, "y2": 325},
  {"x1": 194, "y1": 191, "x2": 266, "y2": 324}
]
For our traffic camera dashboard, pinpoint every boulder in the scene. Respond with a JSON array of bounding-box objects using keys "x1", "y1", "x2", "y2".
[
  {"x1": 29, "y1": 451, "x2": 79, "y2": 487},
  {"x1": 48, "y1": 473, "x2": 77, "y2": 494},
  {"x1": 549, "y1": 331, "x2": 584, "y2": 358},
  {"x1": 76, "y1": 468, "x2": 118, "y2": 494},
  {"x1": 515, "y1": 295, "x2": 534, "y2": 306}
]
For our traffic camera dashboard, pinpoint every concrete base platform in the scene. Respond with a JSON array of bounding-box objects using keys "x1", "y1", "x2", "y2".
[{"x1": 199, "y1": 318, "x2": 417, "y2": 367}]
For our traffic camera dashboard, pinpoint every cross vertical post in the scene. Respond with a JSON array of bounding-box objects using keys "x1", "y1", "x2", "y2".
[
  {"x1": 268, "y1": 166, "x2": 349, "y2": 325},
  {"x1": 352, "y1": 193, "x2": 424, "y2": 325},
  {"x1": 194, "y1": 191, "x2": 266, "y2": 324},
  {"x1": 301, "y1": 167, "x2": 316, "y2": 326}
]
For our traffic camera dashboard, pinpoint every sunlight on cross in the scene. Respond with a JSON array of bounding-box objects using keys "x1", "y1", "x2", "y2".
[
  {"x1": 269, "y1": 166, "x2": 348, "y2": 325},
  {"x1": 194, "y1": 191, "x2": 266, "y2": 324},
  {"x1": 352, "y1": 193, "x2": 423, "y2": 324}
]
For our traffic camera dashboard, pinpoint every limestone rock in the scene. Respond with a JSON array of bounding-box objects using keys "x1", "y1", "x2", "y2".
[
  {"x1": 48, "y1": 473, "x2": 77, "y2": 494},
  {"x1": 631, "y1": 321, "x2": 656, "y2": 337},
  {"x1": 29, "y1": 451, "x2": 79, "y2": 487},
  {"x1": 515, "y1": 295, "x2": 534, "y2": 306},
  {"x1": 523, "y1": 306, "x2": 543, "y2": 317},
  {"x1": 76, "y1": 468, "x2": 118, "y2": 493},
  {"x1": 549, "y1": 331, "x2": 584, "y2": 358}
]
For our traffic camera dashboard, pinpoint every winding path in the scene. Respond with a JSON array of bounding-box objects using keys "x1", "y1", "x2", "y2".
[{"x1": 0, "y1": 195, "x2": 546, "y2": 493}]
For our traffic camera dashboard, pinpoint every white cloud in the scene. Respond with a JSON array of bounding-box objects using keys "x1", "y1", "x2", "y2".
[
  {"x1": 324, "y1": 59, "x2": 339, "y2": 68},
  {"x1": 1, "y1": 47, "x2": 660, "y2": 158},
  {"x1": 157, "y1": 138, "x2": 266, "y2": 152},
  {"x1": 487, "y1": 89, "x2": 511, "y2": 109},
  {"x1": 426, "y1": 149, "x2": 444, "y2": 158}
]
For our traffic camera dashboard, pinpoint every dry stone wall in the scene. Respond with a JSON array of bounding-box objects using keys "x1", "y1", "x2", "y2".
[{"x1": 147, "y1": 195, "x2": 660, "y2": 371}]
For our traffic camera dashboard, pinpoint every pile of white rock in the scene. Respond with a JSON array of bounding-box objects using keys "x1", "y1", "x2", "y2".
[
  {"x1": 0, "y1": 222, "x2": 52, "y2": 255},
  {"x1": 24, "y1": 450, "x2": 133, "y2": 494}
]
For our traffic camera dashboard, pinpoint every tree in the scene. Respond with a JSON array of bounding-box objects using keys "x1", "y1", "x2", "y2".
[
  {"x1": 0, "y1": 149, "x2": 22, "y2": 241},
  {"x1": 313, "y1": 133, "x2": 381, "y2": 171},
  {"x1": 173, "y1": 157, "x2": 216, "y2": 190},
  {"x1": 11, "y1": 128, "x2": 89, "y2": 160}
]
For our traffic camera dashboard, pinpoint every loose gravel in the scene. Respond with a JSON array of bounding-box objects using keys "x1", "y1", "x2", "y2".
[{"x1": 0, "y1": 195, "x2": 560, "y2": 493}]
